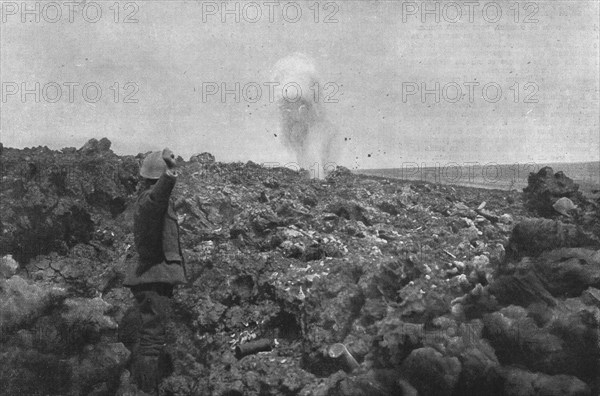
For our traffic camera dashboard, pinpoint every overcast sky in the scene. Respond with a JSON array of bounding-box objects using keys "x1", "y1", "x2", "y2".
[{"x1": 1, "y1": 0, "x2": 598, "y2": 169}]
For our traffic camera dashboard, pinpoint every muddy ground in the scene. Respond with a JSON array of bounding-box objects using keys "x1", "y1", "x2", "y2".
[{"x1": 1, "y1": 139, "x2": 599, "y2": 395}]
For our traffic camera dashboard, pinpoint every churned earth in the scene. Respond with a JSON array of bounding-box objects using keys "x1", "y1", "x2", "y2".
[{"x1": 0, "y1": 139, "x2": 599, "y2": 396}]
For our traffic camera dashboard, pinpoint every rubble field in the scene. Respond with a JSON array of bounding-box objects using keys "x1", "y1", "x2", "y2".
[{"x1": 1, "y1": 139, "x2": 599, "y2": 396}]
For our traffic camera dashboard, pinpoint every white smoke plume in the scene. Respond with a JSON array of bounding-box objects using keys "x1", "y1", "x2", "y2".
[{"x1": 271, "y1": 53, "x2": 339, "y2": 178}]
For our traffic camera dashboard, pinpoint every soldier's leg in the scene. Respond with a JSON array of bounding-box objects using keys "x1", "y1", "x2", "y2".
[
  {"x1": 129, "y1": 284, "x2": 174, "y2": 394},
  {"x1": 118, "y1": 304, "x2": 142, "y2": 353}
]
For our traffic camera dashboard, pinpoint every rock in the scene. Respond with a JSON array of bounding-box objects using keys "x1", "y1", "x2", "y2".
[
  {"x1": 280, "y1": 240, "x2": 305, "y2": 258},
  {"x1": 0, "y1": 255, "x2": 19, "y2": 278},
  {"x1": 395, "y1": 280, "x2": 455, "y2": 323},
  {"x1": 450, "y1": 217, "x2": 473, "y2": 232},
  {"x1": 263, "y1": 177, "x2": 280, "y2": 188},
  {"x1": 18, "y1": 296, "x2": 120, "y2": 355},
  {"x1": 523, "y1": 167, "x2": 581, "y2": 216},
  {"x1": 396, "y1": 185, "x2": 417, "y2": 206},
  {"x1": 483, "y1": 306, "x2": 563, "y2": 372},
  {"x1": 301, "y1": 193, "x2": 318, "y2": 207},
  {"x1": 87, "y1": 381, "x2": 109, "y2": 396},
  {"x1": 532, "y1": 373, "x2": 591, "y2": 396},
  {"x1": 333, "y1": 369, "x2": 417, "y2": 396},
  {"x1": 397, "y1": 379, "x2": 419, "y2": 396},
  {"x1": 533, "y1": 248, "x2": 600, "y2": 297},
  {"x1": 370, "y1": 317, "x2": 424, "y2": 367},
  {"x1": 489, "y1": 271, "x2": 556, "y2": 307},
  {"x1": 301, "y1": 262, "x2": 368, "y2": 376},
  {"x1": 459, "y1": 225, "x2": 480, "y2": 242},
  {"x1": 258, "y1": 191, "x2": 270, "y2": 203},
  {"x1": 189, "y1": 152, "x2": 215, "y2": 164},
  {"x1": 0, "y1": 276, "x2": 67, "y2": 334},
  {"x1": 160, "y1": 373, "x2": 211, "y2": 396},
  {"x1": 79, "y1": 138, "x2": 112, "y2": 155},
  {"x1": 454, "y1": 346, "x2": 501, "y2": 395},
  {"x1": 499, "y1": 214, "x2": 514, "y2": 224},
  {"x1": 399, "y1": 347, "x2": 462, "y2": 396},
  {"x1": 360, "y1": 258, "x2": 420, "y2": 301},
  {"x1": 250, "y1": 210, "x2": 283, "y2": 234},
  {"x1": 548, "y1": 304, "x2": 600, "y2": 379},
  {"x1": 469, "y1": 255, "x2": 491, "y2": 281},
  {"x1": 525, "y1": 167, "x2": 579, "y2": 196},
  {"x1": 495, "y1": 366, "x2": 591, "y2": 396},
  {"x1": 0, "y1": 346, "x2": 71, "y2": 395},
  {"x1": 115, "y1": 370, "x2": 139, "y2": 396},
  {"x1": 326, "y1": 201, "x2": 371, "y2": 226},
  {"x1": 498, "y1": 366, "x2": 537, "y2": 396},
  {"x1": 27, "y1": 254, "x2": 112, "y2": 296},
  {"x1": 450, "y1": 202, "x2": 477, "y2": 219},
  {"x1": 483, "y1": 304, "x2": 599, "y2": 379},
  {"x1": 476, "y1": 208, "x2": 499, "y2": 223},
  {"x1": 326, "y1": 166, "x2": 353, "y2": 179},
  {"x1": 507, "y1": 218, "x2": 599, "y2": 259},
  {"x1": 209, "y1": 353, "x2": 316, "y2": 396},
  {"x1": 553, "y1": 197, "x2": 577, "y2": 216},
  {"x1": 377, "y1": 201, "x2": 401, "y2": 216},
  {"x1": 69, "y1": 342, "x2": 130, "y2": 395},
  {"x1": 0, "y1": 145, "x2": 138, "y2": 262},
  {"x1": 581, "y1": 287, "x2": 600, "y2": 307},
  {"x1": 489, "y1": 243, "x2": 506, "y2": 264},
  {"x1": 61, "y1": 297, "x2": 118, "y2": 334}
]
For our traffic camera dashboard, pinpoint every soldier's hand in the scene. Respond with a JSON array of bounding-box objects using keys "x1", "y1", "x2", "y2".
[{"x1": 162, "y1": 148, "x2": 177, "y2": 169}]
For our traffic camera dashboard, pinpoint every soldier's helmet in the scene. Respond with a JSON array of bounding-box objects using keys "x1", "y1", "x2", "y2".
[{"x1": 140, "y1": 151, "x2": 167, "y2": 179}]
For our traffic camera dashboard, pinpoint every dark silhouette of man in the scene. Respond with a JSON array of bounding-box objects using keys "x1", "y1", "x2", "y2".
[{"x1": 120, "y1": 148, "x2": 186, "y2": 394}]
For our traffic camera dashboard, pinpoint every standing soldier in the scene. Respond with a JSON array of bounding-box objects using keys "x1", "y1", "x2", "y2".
[{"x1": 120, "y1": 148, "x2": 187, "y2": 394}]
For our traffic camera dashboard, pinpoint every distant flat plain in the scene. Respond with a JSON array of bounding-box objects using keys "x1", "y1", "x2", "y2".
[{"x1": 356, "y1": 162, "x2": 600, "y2": 195}]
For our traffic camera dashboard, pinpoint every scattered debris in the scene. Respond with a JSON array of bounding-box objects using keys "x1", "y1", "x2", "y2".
[
  {"x1": 235, "y1": 338, "x2": 273, "y2": 359},
  {"x1": 0, "y1": 140, "x2": 598, "y2": 395},
  {"x1": 328, "y1": 343, "x2": 360, "y2": 372},
  {"x1": 553, "y1": 196, "x2": 577, "y2": 216}
]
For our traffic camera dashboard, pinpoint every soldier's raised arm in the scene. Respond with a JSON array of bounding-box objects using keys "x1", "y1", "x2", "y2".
[{"x1": 138, "y1": 148, "x2": 178, "y2": 212}]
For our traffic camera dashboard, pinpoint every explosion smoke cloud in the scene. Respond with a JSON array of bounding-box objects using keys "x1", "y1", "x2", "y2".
[{"x1": 272, "y1": 53, "x2": 339, "y2": 178}]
